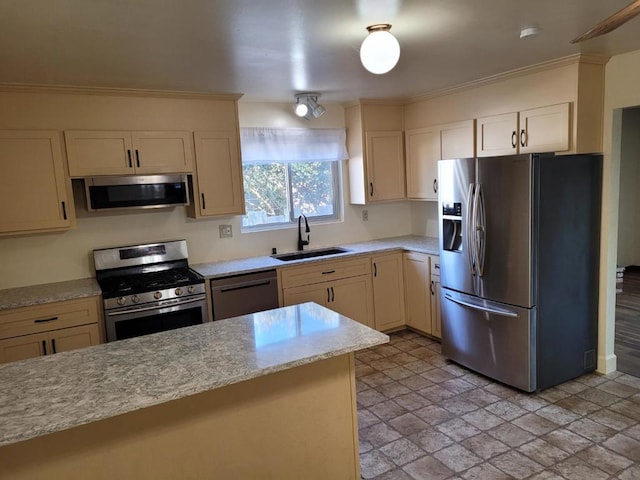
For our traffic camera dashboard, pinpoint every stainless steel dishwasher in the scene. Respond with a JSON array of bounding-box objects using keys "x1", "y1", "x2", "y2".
[{"x1": 210, "y1": 270, "x2": 279, "y2": 321}]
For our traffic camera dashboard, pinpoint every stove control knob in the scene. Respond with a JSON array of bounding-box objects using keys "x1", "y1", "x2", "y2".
[
  {"x1": 131, "y1": 294, "x2": 140, "y2": 304},
  {"x1": 117, "y1": 297, "x2": 127, "y2": 306},
  {"x1": 187, "y1": 285, "x2": 196, "y2": 294},
  {"x1": 175, "y1": 287, "x2": 183, "y2": 296},
  {"x1": 153, "y1": 291, "x2": 162, "y2": 300}
]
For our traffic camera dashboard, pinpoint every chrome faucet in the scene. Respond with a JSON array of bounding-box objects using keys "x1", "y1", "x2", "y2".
[{"x1": 297, "y1": 214, "x2": 310, "y2": 251}]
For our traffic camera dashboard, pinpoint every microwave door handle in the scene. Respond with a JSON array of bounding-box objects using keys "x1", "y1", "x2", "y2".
[
  {"x1": 466, "y1": 183, "x2": 476, "y2": 275},
  {"x1": 444, "y1": 293, "x2": 519, "y2": 318}
]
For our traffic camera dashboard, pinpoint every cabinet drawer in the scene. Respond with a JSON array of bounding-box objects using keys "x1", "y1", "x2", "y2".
[
  {"x1": 430, "y1": 256, "x2": 441, "y2": 277},
  {"x1": 0, "y1": 297, "x2": 101, "y2": 340},
  {"x1": 280, "y1": 256, "x2": 371, "y2": 289}
]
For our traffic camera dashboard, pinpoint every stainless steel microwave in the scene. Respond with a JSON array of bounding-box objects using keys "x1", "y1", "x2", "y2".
[{"x1": 85, "y1": 175, "x2": 190, "y2": 211}]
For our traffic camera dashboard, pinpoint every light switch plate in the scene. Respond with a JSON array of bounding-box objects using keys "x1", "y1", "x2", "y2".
[
  {"x1": 219, "y1": 225, "x2": 233, "y2": 238},
  {"x1": 362, "y1": 210, "x2": 369, "y2": 221}
]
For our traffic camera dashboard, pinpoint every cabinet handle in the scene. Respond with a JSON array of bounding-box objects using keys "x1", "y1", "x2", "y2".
[
  {"x1": 42, "y1": 340, "x2": 47, "y2": 355},
  {"x1": 369, "y1": 182, "x2": 374, "y2": 197},
  {"x1": 61, "y1": 201, "x2": 67, "y2": 220},
  {"x1": 127, "y1": 149, "x2": 133, "y2": 168},
  {"x1": 201, "y1": 193, "x2": 206, "y2": 210},
  {"x1": 135, "y1": 149, "x2": 141, "y2": 167},
  {"x1": 327, "y1": 287, "x2": 330, "y2": 303},
  {"x1": 331, "y1": 286, "x2": 335, "y2": 302},
  {"x1": 434, "y1": 264, "x2": 440, "y2": 270},
  {"x1": 321, "y1": 270, "x2": 336, "y2": 275},
  {"x1": 52, "y1": 338, "x2": 57, "y2": 354},
  {"x1": 34, "y1": 316, "x2": 58, "y2": 324},
  {"x1": 373, "y1": 263, "x2": 377, "y2": 277},
  {"x1": 511, "y1": 131, "x2": 517, "y2": 148},
  {"x1": 433, "y1": 179, "x2": 438, "y2": 194},
  {"x1": 520, "y1": 129, "x2": 526, "y2": 147},
  {"x1": 430, "y1": 280, "x2": 434, "y2": 295}
]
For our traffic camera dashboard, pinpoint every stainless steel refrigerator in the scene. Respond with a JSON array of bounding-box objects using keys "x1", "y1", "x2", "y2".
[{"x1": 438, "y1": 153, "x2": 602, "y2": 392}]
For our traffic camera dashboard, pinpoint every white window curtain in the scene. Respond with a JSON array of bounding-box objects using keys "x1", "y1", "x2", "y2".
[{"x1": 240, "y1": 127, "x2": 349, "y2": 165}]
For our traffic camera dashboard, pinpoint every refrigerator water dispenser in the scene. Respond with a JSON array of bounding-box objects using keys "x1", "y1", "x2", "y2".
[{"x1": 442, "y1": 202, "x2": 462, "y2": 252}]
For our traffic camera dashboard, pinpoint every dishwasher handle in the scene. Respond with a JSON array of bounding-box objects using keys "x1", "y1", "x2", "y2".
[{"x1": 217, "y1": 279, "x2": 274, "y2": 293}]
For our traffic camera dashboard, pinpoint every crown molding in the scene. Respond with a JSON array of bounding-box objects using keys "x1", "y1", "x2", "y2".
[
  {"x1": 407, "y1": 54, "x2": 611, "y2": 104},
  {"x1": 0, "y1": 83, "x2": 244, "y2": 101}
]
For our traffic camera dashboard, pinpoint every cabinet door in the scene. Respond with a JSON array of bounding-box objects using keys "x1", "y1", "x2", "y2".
[
  {"x1": 0, "y1": 332, "x2": 47, "y2": 363},
  {"x1": 65, "y1": 130, "x2": 134, "y2": 176},
  {"x1": 329, "y1": 275, "x2": 375, "y2": 329},
  {"x1": 405, "y1": 127, "x2": 439, "y2": 200},
  {"x1": 519, "y1": 103, "x2": 570, "y2": 154},
  {"x1": 50, "y1": 324, "x2": 101, "y2": 353},
  {"x1": 365, "y1": 131, "x2": 405, "y2": 202},
  {"x1": 371, "y1": 253, "x2": 405, "y2": 331},
  {"x1": 282, "y1": 283, "x2": 331, "y2": 309},
  {"x1": 191, "y1": 131, "x2": 245, "y2": 217},
  {"x1": 476, "y1": 112, "x2": 518, "y2": 157},
  {"x1": 0, "y1": 131, "x2": 73, "y2": 234},
  {"x1": 431, "y1": 277, "x2": 442, "y2": 339},
  {"x1": 440, "y1": 120, "x2": 475, "y2": 160},
  {"x1": 403, "y1": 252, "x2": 431, "y2": 334},
  {"x1": 132, "y1": 131, "x2": 194, "y2": 174}
]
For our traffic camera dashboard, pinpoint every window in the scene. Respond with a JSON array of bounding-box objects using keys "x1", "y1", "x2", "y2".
[{"x1": 240, "y1": 128, "x2": 348, "y2": 230}]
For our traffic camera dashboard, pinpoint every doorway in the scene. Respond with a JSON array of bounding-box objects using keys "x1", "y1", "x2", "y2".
[{"x1": 615, "y1": 106, "x2": 640, "y2": 377}]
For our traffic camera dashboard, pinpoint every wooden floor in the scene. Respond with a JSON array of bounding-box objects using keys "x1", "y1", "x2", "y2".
[{"x1": 615, "y1": 268, "x2": 640, "y2": 377}]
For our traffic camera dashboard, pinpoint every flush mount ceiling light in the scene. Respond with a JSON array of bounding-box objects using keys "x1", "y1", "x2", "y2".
[
  {"x1": 293, "y1": 93, "x2": 326, "y2": 119},
  {"x1": 360, "y1": 24, "x2": 400, "y2": 75}
]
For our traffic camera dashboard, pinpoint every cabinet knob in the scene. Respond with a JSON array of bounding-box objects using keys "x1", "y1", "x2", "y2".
[
  {"x1": 511, "y1": 131, "x2": 517, "y2": 148},
  {"x1": 520, "y1": 129, "x2": 526, "y2": 147},
  {"x1": 433, "y1": 179, "x2": 438, "y2": 194}
]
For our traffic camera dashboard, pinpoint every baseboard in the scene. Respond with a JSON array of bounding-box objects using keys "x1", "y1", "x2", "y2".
[{"x1": 597, "y1": 353, "x2": 617, "y2": 374}]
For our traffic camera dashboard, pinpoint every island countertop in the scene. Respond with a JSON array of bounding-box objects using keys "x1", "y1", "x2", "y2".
[{"x1": 0, "y1": 302, "x2": 388, "y2": 447}]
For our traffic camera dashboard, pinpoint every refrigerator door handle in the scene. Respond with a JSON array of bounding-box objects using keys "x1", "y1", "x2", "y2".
[
  {"x1": 466, "y1": 183, "x2": 476, "y2": 274},
  {"x1": 475, "y1": 183, "x2": 486, "y2": 277},
  {"x1": 443, "y1": 293, "x2": 520, "y2": 318}
]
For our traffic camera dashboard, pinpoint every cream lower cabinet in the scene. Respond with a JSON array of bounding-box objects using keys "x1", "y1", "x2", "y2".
[
  {"x1": 280, "y1": 257, "x2": 375, "y2": 329},
  {"x1": 187, "y1": 131, "x2": 245, "y2": 218},
  {"x1": 65, "y1": 130, "x2": 194, "y2": 176},
  {"x1": 371, "y1": 253, "x2": 405, "y2": 331},
  {"x1": 0, "y1": 297, "x2": 104, "y2": 364},
  {"x1": 0, "y1": 130, "x2": 75, "y2": 236},
  {"x1": 476, "y1": 103, "x2": 570, "y2": 157},
  {"x1": 403, "y1": 252, "x2": 441, "y2": 339}
]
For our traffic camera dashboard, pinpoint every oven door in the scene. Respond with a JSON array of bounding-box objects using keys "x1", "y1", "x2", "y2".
[{"x1": 104, "y1": 295, "x2": 207, "y2": 342}]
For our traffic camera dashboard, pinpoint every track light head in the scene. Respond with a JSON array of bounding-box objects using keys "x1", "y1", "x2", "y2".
[{"x1": 293, "y1": 93, "x2": 326, "y2": 120}]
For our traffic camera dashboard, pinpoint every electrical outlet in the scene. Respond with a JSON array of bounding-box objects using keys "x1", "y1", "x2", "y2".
[
  {"x1": 362, "y1": 210, "x2": 369, "y2": 221},
  {"x1": 219, "y1": 224, "x2": 233, "y2": 238}
]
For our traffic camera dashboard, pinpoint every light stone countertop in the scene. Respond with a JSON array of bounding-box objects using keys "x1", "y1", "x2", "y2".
[
  {"x1": 192, "y1": 235, "x2": 439, "y2": 278},
  {"x1": 0, "y1": 302, "x2": 389, "y2": 447},
  {"x1": 0, "y1": 235, "x2": 438, "y2": 311},
  {"x1": 0, "y1": 278, "x2": 102, "y2": 312}
]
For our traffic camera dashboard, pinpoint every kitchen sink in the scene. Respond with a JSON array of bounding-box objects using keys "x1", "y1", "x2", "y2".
[{"x1": 272, "y1": 247, "x2": 351, "y2": 262}]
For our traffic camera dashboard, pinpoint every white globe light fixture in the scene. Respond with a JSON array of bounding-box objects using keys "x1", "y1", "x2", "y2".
[{"x1": 360, "y1": 24, "x2": 400, "y2": 75}]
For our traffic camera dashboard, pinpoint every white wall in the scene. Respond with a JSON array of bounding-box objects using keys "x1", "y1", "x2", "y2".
[
  {"x1": 600, "y1": 49, "x2": 640, "y2": 373},
  {"x1": 0, "y1": 100, "x2": 413, "y2": 289},
  {"x1": 616, "y1": 107, "x2": 640, "y2": 267}
]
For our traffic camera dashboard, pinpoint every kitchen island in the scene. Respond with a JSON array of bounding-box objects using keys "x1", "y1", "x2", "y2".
[{"x1": 0, "y1": 302, "x2": 388, "y2": 480}]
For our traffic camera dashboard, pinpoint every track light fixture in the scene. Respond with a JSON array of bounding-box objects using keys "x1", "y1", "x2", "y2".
[
  {"x1": 293, "y1": 93, "x2": 326, "y2": 119},
  {"x1": 360, "y1": 24, "x2": 400, "y2": 74}
]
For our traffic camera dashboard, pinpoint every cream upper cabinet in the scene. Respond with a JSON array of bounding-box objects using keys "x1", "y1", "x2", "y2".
[
  {"x1": 65, "y1": 130, "x2": 194, "y2": 177},
  {"x1": 477, "y1": 103, "x2": 570, "y2": 157},
  {"x1": 405, "y1": 120, "x2": 474, "y2": 201},
  {"x1": 0, "y1": 130, "x2": 75, "y2": 236},
  {"x1": 371, "y1": 252, "x2": 406, "y2": 331},
  {"x1": 403, "y1": 252, "x2": 432, "y2": 335},
  {"x1": 405, "y1": 126, "x2": 439, "y2": 200},
  {"x1": 187, "y1": 131, "x2": 245, "y2": 218},
  {"x1": 346, "y1": 103, "x2": 405, "y2": 205}
]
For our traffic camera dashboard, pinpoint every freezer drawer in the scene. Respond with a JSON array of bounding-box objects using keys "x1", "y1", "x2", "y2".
[{"x1": 441, "y1": 288, "x2": 536, "y2": 392}]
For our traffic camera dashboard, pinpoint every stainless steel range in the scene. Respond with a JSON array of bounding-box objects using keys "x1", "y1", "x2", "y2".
[{"x1": 94, "y1": 240, "x2": 207, "y2": 342}]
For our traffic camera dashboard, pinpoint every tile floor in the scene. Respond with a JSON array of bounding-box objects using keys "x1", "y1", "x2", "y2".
[{"x1": 356, "y1": 330, "x2": 640, "y2": 480}]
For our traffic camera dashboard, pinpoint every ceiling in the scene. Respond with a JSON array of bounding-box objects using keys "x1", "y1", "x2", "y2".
[{"x1": 1, "y1": 0, "x2": 640, "y2": 102}]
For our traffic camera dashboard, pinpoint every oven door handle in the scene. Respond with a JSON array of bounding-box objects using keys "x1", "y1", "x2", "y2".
[{"x1": 105, "y1": 295, "x2": 207, "y2": 317}]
